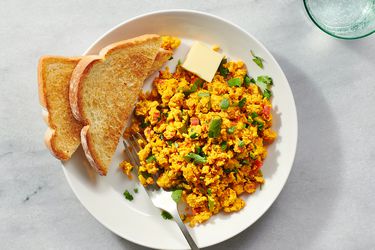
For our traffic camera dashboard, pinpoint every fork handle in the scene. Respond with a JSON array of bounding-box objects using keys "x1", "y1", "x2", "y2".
[{"x1": 170, "y1": 210, "x2": 199, "y2": 250}]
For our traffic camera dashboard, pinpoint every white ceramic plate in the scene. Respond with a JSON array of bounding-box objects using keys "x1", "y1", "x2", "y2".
[{"x1": 63, "y1": 10, "x2": 298, "y2": 250}]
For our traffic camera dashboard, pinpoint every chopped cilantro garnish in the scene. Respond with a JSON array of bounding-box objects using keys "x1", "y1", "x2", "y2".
[
  {"x1": 208, "y1": 196, "x2": 215, "y2": 211},
  {"x1": 258, "y1": 123, "x2": 264, "y2": 130},
  {"x1": 224, "y1": 168, "x2": 238, "y2": 174},
  {"x1": 263, "y1": 89, "x2": 272, "y2": 99},
  {"x1": 241, "y1": 159, "x2": 250, "y2": 165},
  {"x1": 167, "y1": 141, "x2": 173, "y2": 146},
  {"x1": 220, "y1": 98, "x2": 230, "y2": 110},
  {"x1": 171, "y1": 189, "x2": 183, "y2": 203},
  {"x1": 195, "y1": 146, "x2": 203, "y2": 155},
  {"x1": 123, "y1": 190, "x2": 134, "y2": 201},
  {"x1": 161, "y1": 210, "x2": 173, "y2": 220},
  {"x1": 207, "y1": 188, "x2": 212, "y2": 195},
  {"x1": 244, "y1": 75, "x2": 253, "y2": 87},
  {"x1": 228, "y1": 77, "x2": 242, "y2": 87},
  {"x1": 218, "y1": 58, "x2": 229, "y2": 77},
  {"x1": 256, "y1": 75, "x2": 273, "y2": 98},
  {"x1": 250, "y1": 152, "x2": 256, "y2": 159},
  {"x1": 221, "y1": 141, "x2": 227, "y2": 150},
  {"x1": 146, "y1": 155, "x2": 156, "y2": 163},
  {"x1": 238, "y1": 98, "x2": 247, "y2": 108},
  {"x1": 169, "y1": 56, "x2": 173, "y2": 61},
  {"x1": 177, "y1": 59, "x2": 182, "y2": 65},
  {"x1": 190, "y1": 133, "x2": 198, "y2": 139},
  {"x1": 185, "y1": 153, "x2": 207, "y2": 164},
  {"x1": 140, "y1": 120, "x2": 150, "y2": 128},
  {"x1": 133, "y1": 188, "x2": 138, "y2": 193},
  {"x1": 227, "y1": 126, "x2": 236, "y2": 134},
  {"x1": 251, "y1": 50, "x2": 264, "y2": 69},
  {"x1": 251, "y1": 112, "x2": 258, "y2": 119},
  {"x1": 238, "y1": 140, "x2": 245, "y2": 147},
  {"x1": 184, "y1": 78, "x2": 203, "y2": 96},
  {"x1": 198, "y1": 92, "x2": 210, "y2": 97},
  {"x1": 140, "y1": 171, "x2": 152, "y2": 179},
  {"x1": 257, "y1": 75, "x2": 273, "y2": 85},
  {"x1": 208, "y1": 117, "x2": 222, "y2": 138}
]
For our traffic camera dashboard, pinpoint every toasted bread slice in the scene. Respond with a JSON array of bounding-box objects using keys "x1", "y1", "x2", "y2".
[
  {"x1": 149, "y1": 48, "x2": 172, "y2": 75},
  {"x1": 70, "y1": 34, "x2": 162, "y2": 175},
  {"x1": 38, "y1": 56, "x2": 82, "y2": 160},
  {"x1": 38, "y1": 48, "x2": 171, "y2": 161}
]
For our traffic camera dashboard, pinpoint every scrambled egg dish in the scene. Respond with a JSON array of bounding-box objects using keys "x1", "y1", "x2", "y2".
[{"x1": 123, "y1": 42, "x2": 276, "y2": 226}]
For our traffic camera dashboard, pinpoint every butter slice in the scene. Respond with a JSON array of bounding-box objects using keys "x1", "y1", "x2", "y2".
[{"x1": 182, "y1": 42, "x2": 224, "y2": 82}]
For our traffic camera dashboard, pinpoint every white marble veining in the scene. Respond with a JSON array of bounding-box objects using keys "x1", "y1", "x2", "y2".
[{"x1": 1, "y1": 0, "x2": 374, "y2": 249}]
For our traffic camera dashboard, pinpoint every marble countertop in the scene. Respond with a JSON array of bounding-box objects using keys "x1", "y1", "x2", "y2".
[{"x1": 1, "y1": 0, "x2": 375, "y2": 249}]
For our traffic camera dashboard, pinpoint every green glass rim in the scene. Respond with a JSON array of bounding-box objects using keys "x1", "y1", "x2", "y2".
[{"x1": 303, "y1": 0, "x2": 375, "y2": 40}]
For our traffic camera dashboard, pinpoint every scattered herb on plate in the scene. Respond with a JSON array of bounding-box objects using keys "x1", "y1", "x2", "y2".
[
  {"x1": 123, "y1": 190, "x2": 134, "y2": 201},
  {"x1": 251, "y1": 50, "x2": 264, "y2": 69},
  {"x1": 161, "y1": 210, "x2": 173, "y2": 220}
]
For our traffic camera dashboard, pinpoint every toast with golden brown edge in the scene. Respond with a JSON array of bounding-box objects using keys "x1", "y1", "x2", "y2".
[
  {"x1": 38, "y1": 56, "x2": 82, "y2": 160},
  {"x1": 70, "y1": 34, "x2": 162, "y2": 175},
  {"x1": 38, "y1": 49, "x2": 171, "y2": 161}
]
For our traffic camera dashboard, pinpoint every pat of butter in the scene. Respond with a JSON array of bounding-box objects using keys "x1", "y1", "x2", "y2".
[{"x1": 182, "y1": 42, "x2": 224, "y2": 82}]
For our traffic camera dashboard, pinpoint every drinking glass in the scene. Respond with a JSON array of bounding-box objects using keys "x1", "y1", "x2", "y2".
[{"x1": 304, "y1": 0, "x2": 375, "y2": 39}]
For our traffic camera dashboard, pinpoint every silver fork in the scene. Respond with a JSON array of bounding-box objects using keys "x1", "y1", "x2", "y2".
[{"x1": 123, "y1": 133, "x2": 199, "y2": 250}]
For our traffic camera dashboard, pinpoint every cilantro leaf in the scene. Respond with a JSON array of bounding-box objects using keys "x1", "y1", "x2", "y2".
[
  {"x1": 219, "y1": 58, "x2": 229, "y2": 77},
  {"x1": 208, "y1": 117, "x2": 222, "y2": 138},
  {"x1": 257, "y1": 75, "x2": 273, "y2": 85},
  {"x1": 244, "y1": 75, "x2": 252, "y2": 87},
  {"x1": 220, "y1": 98, "x2": 230, "y2": 110},
  {"x1": 227, "y1": 126, "x2": 236, "y2": 134},
  {"x1": 195, "y1": 146, "x2": 203, "y2": 155},
  {"x1": 190, "y1": 132, "x2": 198, "y2": 139},
  {"x1": 263, "y1": 89, "x2": 272, "y2": 99},
  {"x1": 256, "y1": 75, "x2": 273, "y2": 98},
  {"x1": 171, "y1": 189, "x2": 183, "y2": 203},
  {"x1": 208, "y1": 196, "x2": 215, "y2": 211},
  {"x1": 221, "y1": 141, "x2": 228, "y2": 150},
  {"x1": 207, "y1": 188, "x2": 212, "y2": 195},
  {"x1": 185, "y1": 153, "x2": 207, "y2": 164},
  {"x1": 161, "y1": 210, "x2": 173, "y2": 220},
  {"x1": 238, "y1": 98, "x2": 247, "y2": 108},
  {"x1": 123, "y1": 190, "x2": 134, "y2": 201},
  {"x1": 146, "y1": 155, "x2": 156, "y2": 163},
  {"x1": 228, "y1": 77, "x2": 242, "y2": 87},
  {"x1": 198, "y1": 92, "x2": 210, "y2": 97},
  {"x1": 251, "y1": 50, "x2": 264, "y2": 69},
  {"x1": 184, "y1": 78, "x2": 204, "y2": 96},
  {"x1": 140, "y1": 120, "x2": 150, "y2": 128}
]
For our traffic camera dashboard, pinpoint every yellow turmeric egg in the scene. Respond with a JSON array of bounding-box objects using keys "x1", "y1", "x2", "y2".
[{"x1": 123, "y1": 56, "x2": 276, "y2": 226}]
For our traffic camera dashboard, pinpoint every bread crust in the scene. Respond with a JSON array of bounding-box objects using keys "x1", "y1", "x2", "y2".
[
  {"x1": 69, "y1": 34, "x2": 161, "y2": 175},
  {"x1": 69, "y1": 55, "x2": 101, "y2": 122},
  {"x1": 38, "y1": 56, "x2": 81, "y2": 160}
]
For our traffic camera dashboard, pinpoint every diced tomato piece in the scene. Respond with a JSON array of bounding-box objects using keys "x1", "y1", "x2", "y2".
[
  {"x1": 190, "y1": 117, "x2": 199, "y2": 126},
  {"x1": 263, "y1": 105, "x2": 271, "y2": 119},
  {"x1": 192, "y1": 207, "x2": 202, "y2": 215},
  {"x1": 254, "y1": 160, "x2": 263, "y2": 171},
  {"x1": 152, "y1": 111, "x2": 160, "y2": 120}
]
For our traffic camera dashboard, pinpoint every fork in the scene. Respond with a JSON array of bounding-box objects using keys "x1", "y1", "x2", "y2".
[{"x1": 123, "y1": 133, "x2": 199, "y2": 250}]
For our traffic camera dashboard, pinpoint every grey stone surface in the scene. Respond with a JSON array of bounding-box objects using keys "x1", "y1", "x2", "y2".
[{"x1": 1, "y1": 0, "x2": 374, "y2": 249}]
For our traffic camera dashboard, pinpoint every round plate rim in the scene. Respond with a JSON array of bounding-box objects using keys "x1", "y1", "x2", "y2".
[{"x1": 62, "y1": 9, "x2": 298, "y2": 249}]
